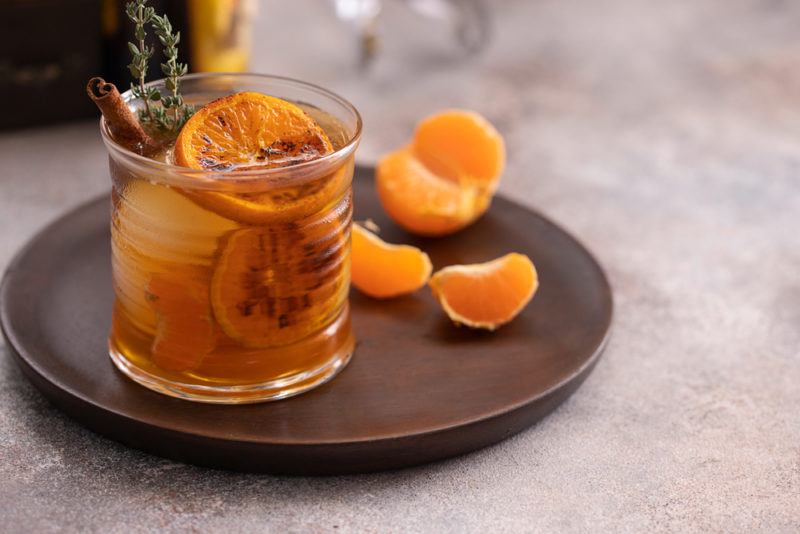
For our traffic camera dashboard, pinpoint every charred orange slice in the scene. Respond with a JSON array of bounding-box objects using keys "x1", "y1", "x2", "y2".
[
  {"x1": 376, "y1": 110, "x2": 505, "y2": 236},
  {"x1": 175, "y1": 91, "x2": 333, "y2": 171},
  {"x1": 174, "y1": 91, "x2": 340, "y2": 224},
  {"x1": 428, "y1": 253, "x2": 538, "y2": 330},
  {"x1": 147, "y1": 269, "x2": 216, "y2": 372},
  {"x1": 351, "y1": 223, "x2": 432, "y2": 298},
  {"x1": 182, "y1": 163, "x2": 351, "y2": 225},
  {"x1": 210, "y1": 219, "x2": 350, "y2": 348}
]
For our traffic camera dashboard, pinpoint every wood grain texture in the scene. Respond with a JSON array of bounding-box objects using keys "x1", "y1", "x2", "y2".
[{"x1": 0, "y1": 167, "x2": 611, "y2": 474}]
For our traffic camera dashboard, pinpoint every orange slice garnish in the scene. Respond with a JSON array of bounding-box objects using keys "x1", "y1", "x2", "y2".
[
  {"x1": 351, "y1": 223, "x2": 432, "y2": 298},
  {"x1": 376, "y1": 110, "x2": 504, "y2": 236},
  {"x1": 175, "y1": 91, "x2": 332, "y2": 171},
  {"x1": 174, "y1": 91, "x2": 341, "y2": 224},
  {"x1": 428, "y1": 253, "x2": 538, "y2": 330}
]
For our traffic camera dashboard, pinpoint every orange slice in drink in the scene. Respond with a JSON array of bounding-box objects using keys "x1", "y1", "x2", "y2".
[
  {"x1": 174, "y1": 91, "x2": 341, "y2": 224},
  {"x1": 428, "y1": 253, "x2": 538, "y2": 330},
  {"x1": 110, "y1": 181, "x2": 238, "y2": 339},
  {"x1": 210, "y1": 220, "x2": 350, "y2": 348},
  {"x1": 147, "y1": 269, "x2": 216, "y2": 372},
  {"x1": 351, "y1": 224, "x2": 432, "y2": 298},
  {"x1": 376, "y1": 110, "x2": 505, "y2": 236}
]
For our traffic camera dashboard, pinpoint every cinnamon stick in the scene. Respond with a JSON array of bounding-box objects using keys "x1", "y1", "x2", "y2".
[{"x1": 86, "y1": 77, "x2": 161, "y2": 156}]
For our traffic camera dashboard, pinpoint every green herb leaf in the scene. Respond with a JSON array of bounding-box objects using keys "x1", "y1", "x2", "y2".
[{"x1": 124, "y1": 0, "x2": 193, "y2": 138}]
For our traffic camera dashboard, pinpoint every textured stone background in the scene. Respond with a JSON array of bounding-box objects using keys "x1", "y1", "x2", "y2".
[{"x1": 1, "y1": 1, "x2": 799, "y2": 532}]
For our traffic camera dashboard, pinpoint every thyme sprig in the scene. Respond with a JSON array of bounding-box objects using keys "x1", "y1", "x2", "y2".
[
  {"x1": 152, "y1": 13, "x2": 193, "y2": 132},
  {"x1": 124, "y1": 0, "x2": 193, "y2": 137},
  {"x1": 126, "y1": 0, "x2": 158, "y2": 120}
]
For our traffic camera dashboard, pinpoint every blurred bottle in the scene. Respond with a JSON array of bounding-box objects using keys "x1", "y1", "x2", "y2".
[
  {"x1": 187, "y1": 0, "x2": 255, "y2": 72},
  {"x1": 332, "y1": 0, "x2": 490, "y2": 69},
  {"x1": 0, "y1": 0, "x2": 254, "y2": 130},
  {"x1": 0, "y1": 0, "x2": 103, "y2": 129},
  {"x1": 102, "y1": 0, "x2": 254, "y2": 87}
]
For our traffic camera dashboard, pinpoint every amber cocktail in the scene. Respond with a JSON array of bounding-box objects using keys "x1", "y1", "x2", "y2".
[{"x1": 102, "y1": 74, "x2": 361, "y2": 403}]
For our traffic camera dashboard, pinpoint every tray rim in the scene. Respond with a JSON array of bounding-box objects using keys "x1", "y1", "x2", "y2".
[{"x1": 0, "y1": 174, "x2": 613, "y2": 450}]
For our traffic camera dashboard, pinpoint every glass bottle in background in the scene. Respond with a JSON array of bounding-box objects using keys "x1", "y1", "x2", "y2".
[
  {"x1": 332, "y1": 0, "x2": 490, "y2": 69},
  {"x1": 187, "y1": 0, "x2": 255, "y2": 72},
  {"x1": 101, "y1": 0, "x2": 255, "y2": 86}
]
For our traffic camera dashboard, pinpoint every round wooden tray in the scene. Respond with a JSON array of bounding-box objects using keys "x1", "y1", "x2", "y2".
[{"x1": 0, "y1": 166, "x2": 612, "y2": 475}]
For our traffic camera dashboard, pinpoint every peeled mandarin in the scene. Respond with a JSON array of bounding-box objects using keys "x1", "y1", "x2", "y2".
[
  {"x1": 412, "y1": 109, "x2": 505, "y2": 188},
  {"x1": 376, "y1": 110, "x2": 505, "y2": 236},
  {"x1": 376, "y1": 148, "x2": 490, "y2": 237}
]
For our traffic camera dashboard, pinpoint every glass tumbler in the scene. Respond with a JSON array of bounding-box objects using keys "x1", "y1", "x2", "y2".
[{"x1": 101, "y1": 74, "x2": 361, "y2": 403}]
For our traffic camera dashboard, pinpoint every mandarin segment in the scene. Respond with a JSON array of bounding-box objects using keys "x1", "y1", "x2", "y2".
[
  {"x1": 376, "y1": 148, "x2": 490, "y2": 236},
  {"x1": 429, "y1": 253, "x2": 538, "y2": 330},
  {"x1": 351, "y1": 224, "x2": 432, "y2": 298},
  {"x1": 376, "y1": 110, "x2": 504, "y2": 236},
  {"x1": 413, "y1": 109, "x2": 505, "y2": 187},
  {"x1": 147, "y1": 269, "x2": 216, "y2": 372}
]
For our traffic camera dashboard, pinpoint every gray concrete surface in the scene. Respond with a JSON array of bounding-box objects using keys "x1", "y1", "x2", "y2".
[{"x1": 1, "y1": 0, "x2": 799, "y2": 532}]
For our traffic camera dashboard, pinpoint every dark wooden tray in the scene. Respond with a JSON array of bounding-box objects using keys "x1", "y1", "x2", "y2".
[{"x1": 0, "y1": 166, "x2": 612, "y2": 475}]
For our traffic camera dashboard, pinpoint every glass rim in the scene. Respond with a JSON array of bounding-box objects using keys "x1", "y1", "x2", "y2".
[{"x1": 100, "y1": 72, "x2": 363, "y2": 183}]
